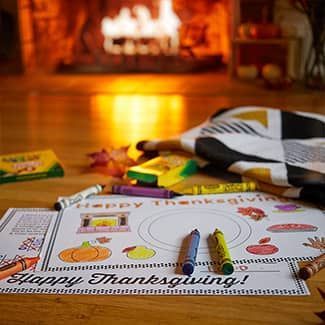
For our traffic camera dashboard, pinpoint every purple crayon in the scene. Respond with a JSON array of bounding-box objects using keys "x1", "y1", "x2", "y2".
[{"x1": 111, "y1": 185, "x2": 182, "y2": 199}]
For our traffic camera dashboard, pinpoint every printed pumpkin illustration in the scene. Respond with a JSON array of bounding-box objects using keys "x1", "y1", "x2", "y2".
[
  {"x1": 122, "y1": 245, "x2": 156, "y2": 260},
  {"x1": 59, "y1": 241, "x2": 111, "y2": 263}
]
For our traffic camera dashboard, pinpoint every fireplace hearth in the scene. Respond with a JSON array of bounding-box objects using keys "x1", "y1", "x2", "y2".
[{"x1": 18, "y1": 0, "x2": 230, "y2": 73}]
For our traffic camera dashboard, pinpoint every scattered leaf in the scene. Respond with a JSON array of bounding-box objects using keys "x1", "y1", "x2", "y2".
[
  {"x1": 87, "y1": 146, "x2": 136, "y2": 177},
  {"x1": 314, "y1": 287, "x2": 325, "y2": 321},
  {"x1": 317, "y1": 288, "x2": 325, "y2": 300},
  {"x1": 88, "y1": 149, "x2": 110, "y2": 167},
  {"x1": 314, "y1": 311, "x2": 325, "y2": 322},
  {"x1": 109, "y1": 145, "x2": 136, "y2": 166}
]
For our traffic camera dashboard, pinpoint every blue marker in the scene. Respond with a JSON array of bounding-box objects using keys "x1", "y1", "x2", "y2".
[{"x1": 182, "y1": 229, "x2": 200, "y2": 276}]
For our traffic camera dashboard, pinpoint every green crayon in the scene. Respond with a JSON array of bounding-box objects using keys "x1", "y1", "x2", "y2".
[{"x1": 213, "y1": 228, "x2": 234, "y2": 275}]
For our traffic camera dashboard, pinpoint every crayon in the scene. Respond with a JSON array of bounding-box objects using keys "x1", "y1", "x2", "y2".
[
  {"x1": 111, "y1": 184, "x2": 181, "y2": 199},
  {"x1": 54, "y1": 184, "x2": 104, "y2": 211},
  {"x1": 181, "y1": 182, "x2": 256, "y2": 195},
  {"x1": 0, "y1": 257, "x2": 40, "y2": 281},
  {"x1": 182, "y1": 229, "x2": 200, "y2": 276},
  {"x1": 298, "y1": 253, "x2": 325, "y2": 280},
  {"x1": 213, "y1": 228, "x2": 234, "y2": 275}
]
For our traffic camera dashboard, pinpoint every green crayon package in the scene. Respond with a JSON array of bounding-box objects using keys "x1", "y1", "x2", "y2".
[
  {"x1": 127, "y1": 153, "x2": 197, "y2": 187},
  {"x1": 0, "y1": 149, "x2": 64, "y2": 183}
]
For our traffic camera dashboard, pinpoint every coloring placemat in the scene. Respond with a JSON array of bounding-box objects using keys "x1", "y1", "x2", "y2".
[
  {"x1": 0, "y1": 192, "x2": 323, "y2": 295},
  {"x1": 0, "y1": 260, "x2": 308, "y2": 295},
  {"x1": 39, "y1": 193, "x2": 324, "y2": 273},
  {"x1": 0, "y1": 208, "x2": 56, "y2": 269}
]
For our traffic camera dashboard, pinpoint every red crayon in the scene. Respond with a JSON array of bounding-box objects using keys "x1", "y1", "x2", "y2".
[{"x1": 0, "y1": 257, "x2": 40, "y2": 281}]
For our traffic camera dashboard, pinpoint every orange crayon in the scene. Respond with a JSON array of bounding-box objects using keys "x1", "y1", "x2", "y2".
[
  {"x1": 0, "y1": 257, "x2": 40, "y2": 281},
  {"x1": 299, "y1": 253, "x2": 325, "y2": 280}
]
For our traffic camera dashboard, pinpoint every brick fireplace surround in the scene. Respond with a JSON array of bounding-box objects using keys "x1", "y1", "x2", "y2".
[
  {"x1": 1, "y1": 0, "x2": 311, "y2": 76},
  {"x1": 17, "y1": 0, "x2": 230, "y2": 73}
]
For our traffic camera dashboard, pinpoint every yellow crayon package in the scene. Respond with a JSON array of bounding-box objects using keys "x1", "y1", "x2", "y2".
[
  {"x1": 0, "y1": 149, "x2": 64, "y2": 183},
  {"x1": 127, "y1": 152, "x2": 198, "y2": 187}
]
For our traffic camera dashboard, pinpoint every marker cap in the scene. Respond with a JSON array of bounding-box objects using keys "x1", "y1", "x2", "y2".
[
  {"x1": 182, "y1": 262, "x2": 194, "y2": 276},
  {"x1": 54, "y1": 202, "x2": 63, "y2": 211},
  {"x1": 222, "y1": 263, "x2": 234, "y2": 275},
  {"x1": 298, "y1": 267, "x2": 310, "y2": 280}
]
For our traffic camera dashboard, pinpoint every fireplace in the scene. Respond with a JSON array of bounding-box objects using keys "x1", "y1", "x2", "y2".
[{"x1": 18, "y1": 0, "x2": 230, "y2": 73}]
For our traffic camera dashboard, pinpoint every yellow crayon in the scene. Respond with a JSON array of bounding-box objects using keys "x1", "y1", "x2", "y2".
[
  {"x1": 213, "y1": 228, "x2": 234, "y2": 275},
  {"x1": 182, "y1": 182, "x2": 256, "y2": 195}
]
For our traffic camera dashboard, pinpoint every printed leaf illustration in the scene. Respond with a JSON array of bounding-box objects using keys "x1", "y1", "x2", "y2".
[
  {"x1": 122, "y1": 246, "x2": 136, "y2": 253},
  {"x1": 96, "y1": 236, "x2": 111, "y2": 244},
  {"x1": 237, "y1": 207, "x2": 267, "y2": 221},
  {"x1": 81, "y1": 241, "x2": 91, "y2": 248},
  {"x1": 303, "y1": 237, "x2": 325, "y2": 250}
]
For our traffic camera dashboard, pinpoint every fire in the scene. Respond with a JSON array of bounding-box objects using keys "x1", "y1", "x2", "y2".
[{"x1": 101, "y1": 0, "x2": 180, "y2": 55}]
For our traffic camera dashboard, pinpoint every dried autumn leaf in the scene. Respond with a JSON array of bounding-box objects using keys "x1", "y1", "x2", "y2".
[
  {"x1": 106, "y1": 161, "x2": 126, "y2": 178},
  {"x1": 87, "y1": 146, "x2": 136, "y2": 177},
  {"x1": 109, "y1": 145, "x2": 136, "y2": 166},
  {"x1": 87, "y1": 149, "x2": 110, "y2": 167}
]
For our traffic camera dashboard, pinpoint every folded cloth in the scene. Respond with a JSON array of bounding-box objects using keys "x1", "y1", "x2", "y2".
[{"x1": 137, "y1": 106, "x2": 325, "y2": 204}]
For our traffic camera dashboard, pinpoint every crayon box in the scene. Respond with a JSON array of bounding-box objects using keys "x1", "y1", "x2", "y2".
[
  {"x1": 0, "y1": 149, "x2": 64, "y2": 183},
  {"x1": 126, "y1": 153, "x2": 197, "y2": 187}
]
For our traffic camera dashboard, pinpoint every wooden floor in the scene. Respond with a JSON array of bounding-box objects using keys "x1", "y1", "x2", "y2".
[{"x1": 0, "y1": 73, "x2": 324, "y2": 324}]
